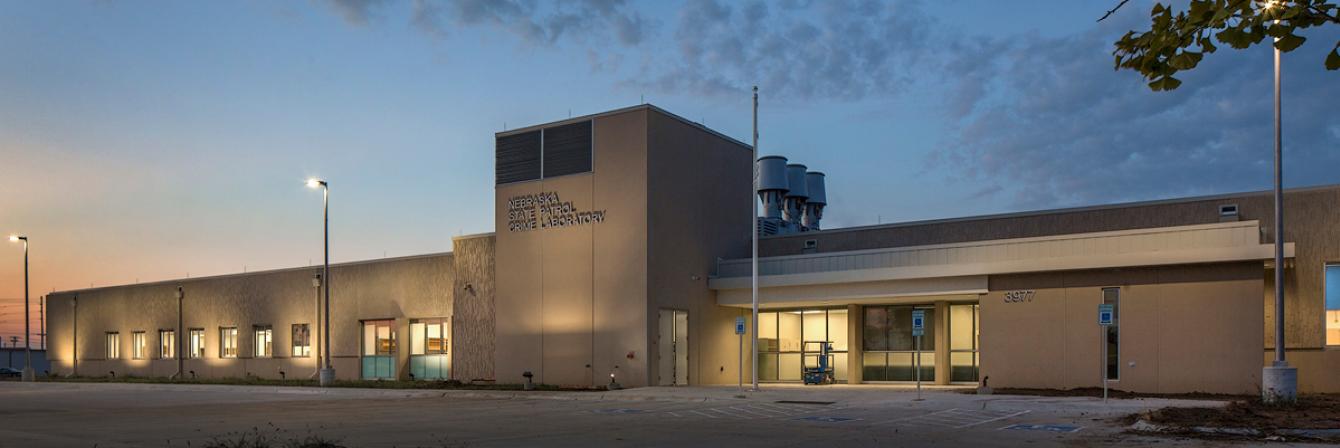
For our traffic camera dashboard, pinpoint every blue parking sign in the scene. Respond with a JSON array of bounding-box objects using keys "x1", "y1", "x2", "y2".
[
  {"x1": 1098, "y1": 304, "x2": 1114, "y2": 326},
  {"x1": 911, "y1": 310, "x2": 925, "y2": 336}
]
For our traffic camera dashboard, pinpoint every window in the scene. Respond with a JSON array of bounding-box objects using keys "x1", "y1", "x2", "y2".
[
  {"x1": 754, "y1": 308, "x2": 849, "y2": 383},
  {"x1": 131, "y1": 331, "x2": 147, "y2": 359},
  {"x1": 1327, "y1": 264, "x2": 1340, "y2": 346},
  {"x1": 410, "y1": 318, "x2": 448, "y2": 355},
  {"x1": 1103, "y1": 287, "x2": 1120, "y2": 380},
  {"x1": 219, "y1": 327, "x2": 238, "y2": 359},
  {"x1": 105, "y1": 332, "x2": 120, "y2": 359},
  {"x1": 159, "y1": 330, "x2": 176, "y2": 359},
  {"x1": 188, "y1": 328, "x2": 205, "y2": 359},
  {"x1": 253, "y1": 326, "x2": 272, "y2": 358},
  {"x1": 948, "y1": 304, "x2": 980, "y2": 383},
  {"x1": 862, "y1": 305, "x2": 934, "y2": 382},
  {"x1": 361, "y1": 320, "x2": 397, "y2": 380},
  {"x1": 410, "y1": 318, "x2": 449, "y2": 380},
  {"x1": 292, "y1": 324, "x2": 311, "y2": 357}
]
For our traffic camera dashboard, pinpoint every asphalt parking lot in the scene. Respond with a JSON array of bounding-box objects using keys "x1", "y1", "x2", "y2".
[{"x1": 0, "y1": 382, "x2": 1294, "y2": 447}]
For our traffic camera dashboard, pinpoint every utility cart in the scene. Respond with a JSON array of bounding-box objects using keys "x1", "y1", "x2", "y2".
[{"x1": 801, "y1": 341, "x2": 835, "y2": 385}]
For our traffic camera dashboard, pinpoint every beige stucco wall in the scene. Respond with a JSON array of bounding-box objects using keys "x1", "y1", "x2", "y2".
[
  {"x1": 493, "y1": 108, "x2": 650, "y2": 388},
  {"x1": 645, "y1": 111, "x2": 752, "y2": 386},
  {"x1": 762, "y1": 186, "x2": 1340, "y2": 353},
  {"x1": 984, "y1": 263, "x2": 1263, "y2": 394},
  {"x1": 45, "y1": 253, "x2": 455, "y2": 381},
  {"x1": 492, "y1": 106, "x2": 751, "y2": 388}
]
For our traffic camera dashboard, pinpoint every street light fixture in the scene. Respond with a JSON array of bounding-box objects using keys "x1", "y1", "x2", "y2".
[
  {"x1": 8, "y1": 235, "x2": 33, "y2": 382},
  {"x1": 306, "y1": 178, "x2": 334, "y2": 386}
]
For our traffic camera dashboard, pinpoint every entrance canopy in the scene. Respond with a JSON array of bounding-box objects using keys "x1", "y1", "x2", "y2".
[{"x1": 711, "y1": 221, "x2": 1292, "y2": 308}]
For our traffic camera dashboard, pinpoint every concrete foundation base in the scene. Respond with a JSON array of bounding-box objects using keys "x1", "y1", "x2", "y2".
[
  {"x1": 21, "y1": 367, "x2": 34, "y2": 382},
  {"x1": 319, "y1": 368, "x2": 336, "y2": 387},
  {"x1": 1262, "y1": 364, "x2": 1297, "y2": 404}
]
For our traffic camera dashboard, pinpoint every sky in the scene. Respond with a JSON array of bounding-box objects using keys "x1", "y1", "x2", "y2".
[{"x1": 1, "y1": 0, "x2": 1338, "y2": 346}]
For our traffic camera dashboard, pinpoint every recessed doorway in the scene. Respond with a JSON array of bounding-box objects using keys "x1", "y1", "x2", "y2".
[{"x1": 657, "y1": 310, "x2": 688, "y2": 386}]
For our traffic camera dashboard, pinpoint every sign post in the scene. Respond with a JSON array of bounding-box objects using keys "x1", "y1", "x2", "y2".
[
  {"x1": 912, "y1": 310, "x2": 926, "y2": 401},
  {"x1": 735, "y1": 316, "x2": 746, "y2": 391},
  {"x1": 1098, "y1": 304, "x2": 1115, "y2": 403}
]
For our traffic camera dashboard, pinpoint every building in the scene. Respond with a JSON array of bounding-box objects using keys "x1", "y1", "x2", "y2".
[
  {"x1": 1, "y1": 348, "x2": 47, "y2": 374},
  {"x1": 43, "y1": 105, "x2": 1340, "y2": 393}
]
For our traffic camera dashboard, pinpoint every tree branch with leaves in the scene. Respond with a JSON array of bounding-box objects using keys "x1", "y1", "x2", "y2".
[{"x1": 1110, "y1": 0, "x2": 1340, "y2": 91}]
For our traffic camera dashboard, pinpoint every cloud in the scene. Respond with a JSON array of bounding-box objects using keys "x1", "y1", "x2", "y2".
[
  {"x1": 928, "y1": 12, "x2": 1340, "y2": 209},
  {"x1": 322, "y1": 0, "x2": 392, "y2": 26},
  {"x1": 322, "y1": 0, "x2": 931, "y2": 101},
  {"x1": 320, "y1": 0, "x2": 1340, "y2": 209},
  {"x1": 386, "y1": 0, "x2": 652, "y2": 46},
  {"x1": 627, "y1": 0, "x2": 933, "y2": 100}
]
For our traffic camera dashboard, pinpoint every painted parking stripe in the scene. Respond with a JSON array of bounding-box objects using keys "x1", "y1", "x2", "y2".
[
  {"x1": 706, "y1": 407, "x2": 751, "y2": 419},
  {"x1": 592, "y1": 408, "x2": 647, "y2": 415},
  {"x1": 751, "y1": 403, "x2": 799, "y2": 414},
  {"x1": 956, "y1": 410, "x2": 1031, "y2": 429},
  {"x1": 999, "y1": 423, "x2": 1083, "y2": 433},
  {"x1": 794, "y1": 416, "x2": 861, "y2": 423},
  {"x1": 871, "y1": 408, "x2": 959, "y2": 426},
  {"x1": 736, "y1": 406, "x2": 786, "y2": 417},
  {"x1": 688, "y1": 409, "x2": 718, "y2": 419}
]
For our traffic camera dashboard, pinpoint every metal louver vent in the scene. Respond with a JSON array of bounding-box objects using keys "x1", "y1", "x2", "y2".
[{"x1": 496, "y1": 130, "x2": 541, "y2": 185}]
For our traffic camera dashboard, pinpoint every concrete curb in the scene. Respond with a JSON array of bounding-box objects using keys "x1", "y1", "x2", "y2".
[{"x1": 2, "y1": 381, "x2": 738, "y2": 404}]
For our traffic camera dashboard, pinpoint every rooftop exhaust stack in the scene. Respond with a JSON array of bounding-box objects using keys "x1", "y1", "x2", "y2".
[
  {"x1": 783, "y1": 163, "x2": 809, "y2": 230},
  {"x1": 756, "y1": 156, "x2": 789, "y2": 220},
  {"x1": 802, "y1": 171, "x2": 826, "y2": 230}
]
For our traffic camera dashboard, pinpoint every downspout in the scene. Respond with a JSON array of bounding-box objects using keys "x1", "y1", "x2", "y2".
[
  {"x1": 71, "y1": 296, "x2": 77, "y2": 377},
  {"x1": 173, "y1": 286, "x2": 183, "y2": 380}
]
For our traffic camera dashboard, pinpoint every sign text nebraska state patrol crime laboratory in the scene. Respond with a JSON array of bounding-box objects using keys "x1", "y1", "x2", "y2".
[{"x1": 507, "y1": 192, "x2": 607, "y2": 232}]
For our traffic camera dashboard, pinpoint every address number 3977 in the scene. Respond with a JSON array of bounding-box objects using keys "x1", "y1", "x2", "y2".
[{"x1": 1004, "y1": 290, "x2": 1035, "y2": 303}]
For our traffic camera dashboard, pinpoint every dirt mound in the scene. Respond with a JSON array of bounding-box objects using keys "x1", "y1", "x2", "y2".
[{"x1": 1138, "y1": 395, "x2": 1340, "y2": 431}]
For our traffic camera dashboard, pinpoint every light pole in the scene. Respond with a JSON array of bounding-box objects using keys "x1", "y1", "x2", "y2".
[
  {"x1": 750, "y1": 86, "x2": 760, "y2": 392},
  {"x1": 1262, "y1": 1, "x2": 1297, "y2": 403},
  {"x1": 8, "y1": 235, "x2": 33, "y2": 381},
  {"x1": 311, "y1": 273, "x2": 321, "y2": 379},
  {"x1": 306, "y1": 178, "x2": 334, "y2": 386}
]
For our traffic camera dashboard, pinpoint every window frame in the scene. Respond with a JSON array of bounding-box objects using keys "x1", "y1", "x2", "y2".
[
  {"x1": 159, "y1": 329, "x2": 176, "y2": 359},
  {"x1": 409, "y1": 318, "x2": 449, "y2": 356},
  {"x1": 291, "y1": 323, "x2": 311, "y2": 358},
  {"x1": 188, "y1": 328, "x2": 205, "y2": 359},
  {"x1": 131, "y1": 331, "x2": 147, "y2": 360},
  {"x1": 1102, "y1": 287, "x2": 1120, "y2": 381},
  {"x1": 105, "y1": 332, "x2": 120, "y2": 360},
  {"x1": 219, "y1": 327, "x2": 238, "y2": 359},
  {"x1": 253, "y1": 325, "x2": 273, "y2": 358},
  {"x1": 1325, "y1": 263, "x2": 1340, "y2": 347}
]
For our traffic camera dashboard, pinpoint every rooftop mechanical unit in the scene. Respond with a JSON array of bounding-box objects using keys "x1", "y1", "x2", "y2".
[{"x1": 754, "y1": 156, "x2": 828, "y2": 236}]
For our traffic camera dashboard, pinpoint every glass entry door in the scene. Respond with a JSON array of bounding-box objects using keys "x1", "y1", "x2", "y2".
[
  {"x1": 361, "y1": 320, "x2": 396, "y2": 380},
  {"x1": 756, "y1": 308, "x2": 848, "y2": 383},
  {"x1": 949, "y1": 304, "x2": 980, "y2": 383}
]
